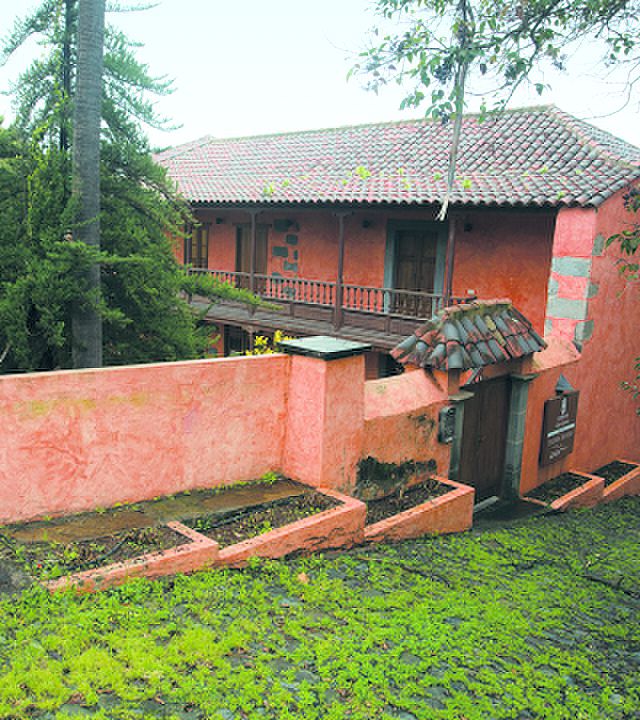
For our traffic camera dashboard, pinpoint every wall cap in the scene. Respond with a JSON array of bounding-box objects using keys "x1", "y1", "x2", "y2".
[{"x1": 279, "y1": 335, "x2": 371, "y2": 360}]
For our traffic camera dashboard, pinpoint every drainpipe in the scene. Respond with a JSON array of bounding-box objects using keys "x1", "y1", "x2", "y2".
[{"x1": 444, "y1": 215, "x2": 456, "y2": 308}]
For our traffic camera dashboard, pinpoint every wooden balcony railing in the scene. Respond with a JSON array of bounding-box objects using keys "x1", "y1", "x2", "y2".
[{"x1": 188, "y1": 268, "x2": 471, "y2": 333}]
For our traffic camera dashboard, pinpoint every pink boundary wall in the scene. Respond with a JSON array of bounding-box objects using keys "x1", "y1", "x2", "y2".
[
  {"x1": 0, "y1": 356, "x2": 289, "y2": 523},
  {"x1": 0, "y1": 324, "x2": 635, "y2": 527}
]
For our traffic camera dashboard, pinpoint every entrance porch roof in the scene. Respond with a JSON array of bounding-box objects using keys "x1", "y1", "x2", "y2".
[{"x1": 392, "y1": 300, "x2": 546, "y2": 371}]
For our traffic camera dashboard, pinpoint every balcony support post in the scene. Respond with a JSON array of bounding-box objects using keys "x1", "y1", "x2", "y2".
[
  {"x1": 334, "y1": 211, "x2": 350, "y2": 330},
  {"x1": 248, "y1": 209, "x2": 260, "y2": 316},
  {"x1": 444, "y1": 215, "x2": 457, "y2": 309}
]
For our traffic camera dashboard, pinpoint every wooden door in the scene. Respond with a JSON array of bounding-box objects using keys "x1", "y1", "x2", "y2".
[
  {"x1": 236, "y1": 225, "x2": 268, "y2": 290},
  {"x1": 458, "y1": 376, "x2": 512, "y2": 502},
  {"x1": 393, "y1": 228, "x2": 438, "y2": 316}
]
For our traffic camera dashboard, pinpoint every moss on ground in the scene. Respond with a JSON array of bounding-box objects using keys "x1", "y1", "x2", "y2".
[{"x1": 0, "y1": 497, "x2": 638, "y2": 719}]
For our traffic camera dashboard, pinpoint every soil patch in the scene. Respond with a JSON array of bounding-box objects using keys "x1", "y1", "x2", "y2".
[
  {"x1": 526, "y1": 472, "x2": 589, "y2": 503},
  {"x1": 593, "y1": 460, "x2": 638, "y2": 486},
  {"x1": 3, "y1": 525, "x2": 188, "y2": 577},
  {"x1": 184, "y1": 491, "x2": 340, "y2": 547},
  {"x1": 365, "y1": 478, "x2": 450, "y2": 526}
]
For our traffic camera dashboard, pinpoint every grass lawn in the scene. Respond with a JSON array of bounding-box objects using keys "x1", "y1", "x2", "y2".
[{"x1": 0, "y1": 497, "x2": 638, "y2": 720}]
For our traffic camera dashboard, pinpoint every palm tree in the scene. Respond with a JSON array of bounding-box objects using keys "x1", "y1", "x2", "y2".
[{"x1": 71, "y1": 0, "x2": 105, "y2": 368}]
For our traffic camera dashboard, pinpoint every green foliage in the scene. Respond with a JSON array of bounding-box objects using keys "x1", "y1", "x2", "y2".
[
  {"x1": 1, "y1": 0, "x2": 172, "y2": 150},
  {"x1": 0, "y1": 2, "x2": 254, "y2": 371},
  {"x1": 0, "y1": 497, "x2": 638, "y2": 717},
  {"x1": 607, "y1": 186, "x2": 640, "y2": 280},
  {"x1": 354, "y1": 0, "x2": 640, "y2": 216},
  {"x1": 354, "y1": 0, "x2": 640, "y2": 122}
]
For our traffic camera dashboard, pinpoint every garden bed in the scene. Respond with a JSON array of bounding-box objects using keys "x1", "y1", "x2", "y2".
[
  {"x1": 594, "y1": 459, "x2": 640, "y2": 503},
  {"x1": 216, "y1": 489, "x2": 366, "y2": 566},
  {"x1": 365, "y1": 478, "x2": 451, "y2": 525},
  {"x1": 364, "y1": 476, "x2": 474, "y2": 543},
  {"x1": 525, "y1": 471, "x2": 603, "y2": 510},
  {"x1": 184, "y1": 491, "x2": 340, "y2": 547},
  {"x1": 44, "y1": 488, "x2": 365, "y2": 585},
  {"x1": 4, "y1": 525, "x2": 189, "y2": 578},
  {"x1": 46, "y1": 522, "x2": 219, "y2": 594}
]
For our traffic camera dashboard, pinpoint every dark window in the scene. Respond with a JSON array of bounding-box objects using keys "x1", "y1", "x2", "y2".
[
  {"x1": 379, "y1": 353, "x2": 405, "y2": 378},
  {"x1": 224, "y1": 325, "x2": 250, "y2": 355},
  {"x1": 185, "y1": 224, "x2": 209, "y2": 269}
]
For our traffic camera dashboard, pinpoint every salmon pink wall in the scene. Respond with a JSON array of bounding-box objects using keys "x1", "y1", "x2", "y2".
[
  {"x1": 189, "y1": 207, "x2": 555, "y2": 319},
  {"x1": 563, "y1": 191, "x2": 640, "y2": 468},
  {"x1": 0, "y1": 356, "x2": 289, "y2": 523},
  {"x1": 452, "y1": 211, "x2": 556, "y2": 332},
  {"x1": 363, "y1": 370, "x2": 451, "y2": 478},
  {"x1": 283, "y1": 353, "x2": 365, "y2": 491},
  {"x1": 519, "y1": 338, "x2": 581, "y2": 494}
]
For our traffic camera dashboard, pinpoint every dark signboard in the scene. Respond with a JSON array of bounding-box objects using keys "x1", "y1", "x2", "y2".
[{"x1": 540, "y1": 391, "x2": 579, "y2": 466}]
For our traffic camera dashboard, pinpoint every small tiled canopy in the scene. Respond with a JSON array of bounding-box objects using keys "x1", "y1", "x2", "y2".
[{"x1": 391, "y1": 300, "x2": 547, "y2": 371}]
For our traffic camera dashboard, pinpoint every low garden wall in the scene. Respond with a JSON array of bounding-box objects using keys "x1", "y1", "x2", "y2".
[
  {"x1": 0, "y1": 356, "x2": 289, "y2": 523},
  {"x1": 359, "y1": 370, "x2": 451, "y2": 499}
]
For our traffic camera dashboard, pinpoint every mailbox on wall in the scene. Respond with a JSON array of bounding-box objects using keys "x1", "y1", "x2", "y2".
[{"x1": 539, "y1": 390, "x2": 579, "y2": 466}]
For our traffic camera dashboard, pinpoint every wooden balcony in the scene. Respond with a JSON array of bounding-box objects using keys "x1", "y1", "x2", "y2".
[{"x1": 189, "y1": 269, "x2": 472, "y2": 349}]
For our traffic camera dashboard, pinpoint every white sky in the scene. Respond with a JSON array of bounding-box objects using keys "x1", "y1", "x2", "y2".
[{"x1": 0, "y1": 0, "x2": 638, "y2": 150}]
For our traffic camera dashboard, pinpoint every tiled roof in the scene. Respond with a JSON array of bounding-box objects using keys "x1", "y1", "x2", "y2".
[
  {"x1": 391, "y1": 300, "x2": 547, "y2": 371},
  {"x1": 155, "y1": 106, "x2": 640, "y2": 208}
]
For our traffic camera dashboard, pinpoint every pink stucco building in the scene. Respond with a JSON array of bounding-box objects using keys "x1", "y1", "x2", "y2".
[{"x1": 153, "y1": 105, "x2": 640, "y2": 504}]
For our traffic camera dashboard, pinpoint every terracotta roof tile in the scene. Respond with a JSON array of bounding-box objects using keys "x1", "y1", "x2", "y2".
[
  {"x1": 155, "y1": 106, "x2": 640, "y2": 209},
  {"x1": 391, "y1": 300, "x2": 547, "y2": 371}
]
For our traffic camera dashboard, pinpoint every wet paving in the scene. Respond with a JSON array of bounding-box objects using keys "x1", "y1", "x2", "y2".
[
  {"x1": 2, "y1": 477, "x2": 308, "y2": 545},
  {"x1": 472, "y1": 497, "x2": 550, "y2": 531},
  {"x1": 0, "y1": 558, "x2": 32, "y2": 595}
]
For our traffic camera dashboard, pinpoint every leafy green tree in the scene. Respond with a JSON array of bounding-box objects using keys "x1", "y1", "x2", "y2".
[{"x1": 0, "y1": 1, "x2": 251, "y2": 372}]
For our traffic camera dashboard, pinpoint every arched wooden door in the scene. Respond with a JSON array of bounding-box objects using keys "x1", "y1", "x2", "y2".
[{"x1": 458, "y1": 376, "x2": 512, "y2": 502}]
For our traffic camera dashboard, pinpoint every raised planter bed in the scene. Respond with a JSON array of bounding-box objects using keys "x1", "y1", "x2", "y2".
[
  {"x1": 364, "y1": 476, "x2": 474, "y2": 544},
  {"x1": 184, "y1": 490, "x2": 340, "y2": 547},
  {"x1": 594, "y1": 460, "x2": 640, "y2": 503},
  {"x1": 214, "y1": 489, "x2": 365, "y2": 566},
  {"x1": 47, "y1": 489, "x2": 366, "y2": 588},
  {"x1": 46, "y1": 522, "x2": 219, "y2": 593},
  {"x1": 525, "y1": 470, "x2": 603, "y2": 511}
]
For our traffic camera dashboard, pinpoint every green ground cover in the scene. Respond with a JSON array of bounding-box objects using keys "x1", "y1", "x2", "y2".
[{"x1": 0, "y1": 497, "x2": 638, "y2": 720}]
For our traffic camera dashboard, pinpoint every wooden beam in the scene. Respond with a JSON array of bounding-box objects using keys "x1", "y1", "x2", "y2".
[
  {"x1": 444, "y1": 215, "x2": 457, "y2": 307},
  {"x1": 334, "y1": 212, "x2": 350, "y2": 330},
  {"x1": 249, "y1": 209, "x2": 258, "y2": 295}
]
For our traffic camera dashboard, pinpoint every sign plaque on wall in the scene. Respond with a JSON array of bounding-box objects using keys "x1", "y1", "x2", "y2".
[
  {"x1": 438, "y1": 405, "x2": 456, "y2": 444},
  {"x1": 539, "y1": 391, "x2": 579, "y2": 466}
]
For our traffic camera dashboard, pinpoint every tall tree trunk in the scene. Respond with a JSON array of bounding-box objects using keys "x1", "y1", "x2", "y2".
[
  {"x1": 60, "y1": 0, "x2": 74, "y2": 153},
  {"x1": 71, "y1": 0, "x2": 105, "y2": 368}
]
